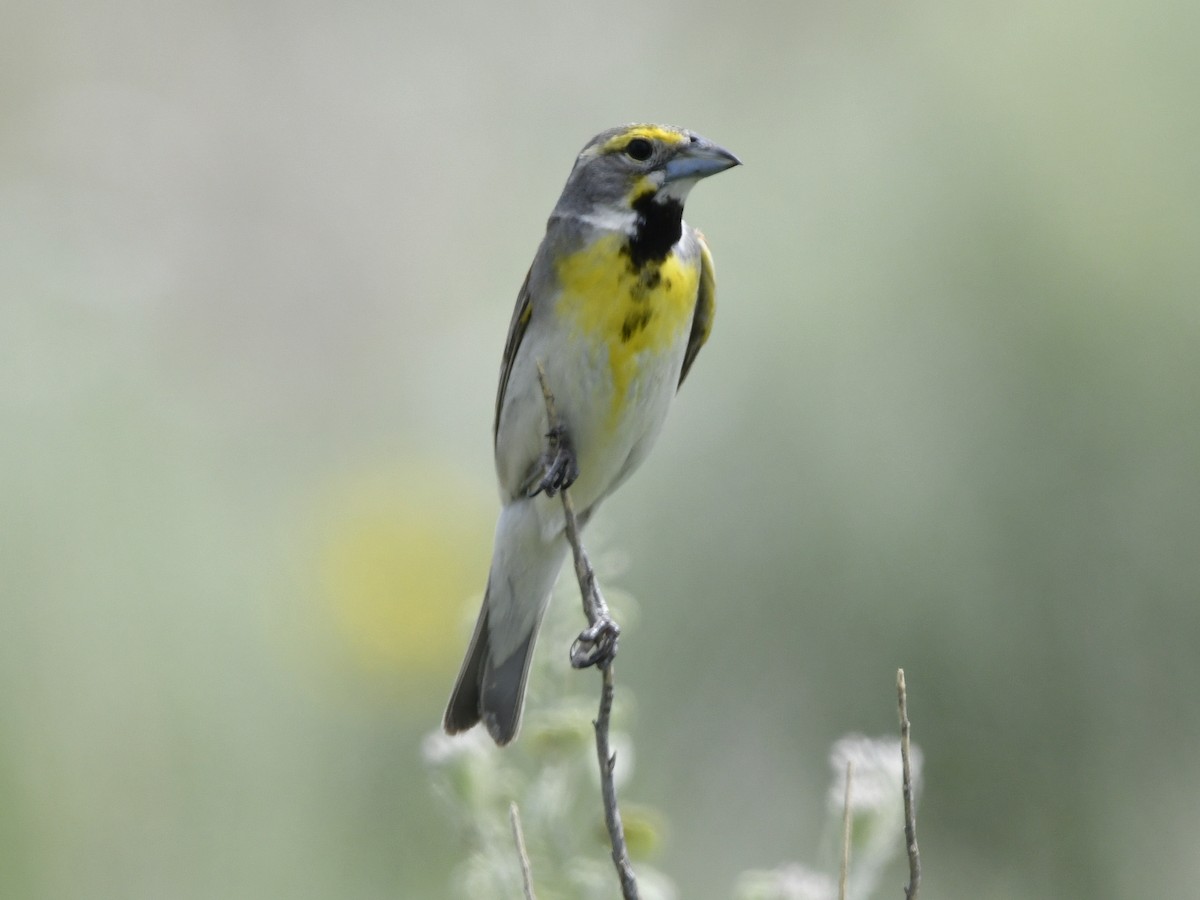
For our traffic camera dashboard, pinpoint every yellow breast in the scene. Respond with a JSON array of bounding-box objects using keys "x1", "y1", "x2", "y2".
[{"x1": 554, "y1": 233, "x2": 699, "y2": 420}]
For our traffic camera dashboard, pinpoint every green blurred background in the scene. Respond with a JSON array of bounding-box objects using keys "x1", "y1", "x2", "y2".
[{"x1": 3, "y1": 0, "x2": 1199, "y2": 897}]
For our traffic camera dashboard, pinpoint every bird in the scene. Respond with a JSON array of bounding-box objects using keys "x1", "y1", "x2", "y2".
[{"x1": 443, "y1": 124, "x2": 740, "y2": 745}]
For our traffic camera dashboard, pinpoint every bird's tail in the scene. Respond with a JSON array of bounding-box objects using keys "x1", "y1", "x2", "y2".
[{"x1": 443, "y1": 499, "x2": 568, "y2": 745}]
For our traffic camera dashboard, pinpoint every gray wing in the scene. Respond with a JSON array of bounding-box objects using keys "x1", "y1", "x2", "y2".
[
  {"x1": 678, "y1": 233, "x2": 717, "y2": 389},
  {"x1": 494, "y1": 268, "x2": 534, "y2": 445}
]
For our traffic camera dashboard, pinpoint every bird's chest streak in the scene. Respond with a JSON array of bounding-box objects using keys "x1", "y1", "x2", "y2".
[{"x1": 553, "y1": 234, "x2": 699, "y2": 425}]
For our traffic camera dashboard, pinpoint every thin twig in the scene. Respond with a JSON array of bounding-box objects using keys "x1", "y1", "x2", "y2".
[
  {"x1": 536, "y1": 361, "x2": 639, "y2": 900},
  {"x1": 561, "y1": 467, "x2": 609, "y2": 630},
  {"x1": 593, "y1": 661, "x2": 637, "y2": 898},
  {"x1": 839, "y1": 759, "x2": 854, "y2": 900},
  {"x1": 897, "y1": 669, "x2": 920, "y2": 900},
  {"x1": 509, "y1": 802, "x2": 537, "y2": 900}
]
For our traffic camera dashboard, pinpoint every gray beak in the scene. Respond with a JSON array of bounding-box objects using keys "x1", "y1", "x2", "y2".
[{"x1": 663, "y1": 134, "x2": 742, "y2": 183}]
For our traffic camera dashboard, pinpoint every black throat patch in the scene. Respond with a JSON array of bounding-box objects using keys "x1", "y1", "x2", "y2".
[{"x1": 624, "y1": 192, "x2": 684, "y2": 269}]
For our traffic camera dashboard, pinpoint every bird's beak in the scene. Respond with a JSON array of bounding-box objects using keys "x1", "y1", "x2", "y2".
[{"x1": 663, "y1": 135, "x2": 742, "y2": 184}]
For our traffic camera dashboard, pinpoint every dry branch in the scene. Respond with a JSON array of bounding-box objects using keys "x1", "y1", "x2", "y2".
[
  {"x1": 536, "y1": 361, "x2": 639, "y2": 900},
  {"x1": 897, "y1": 669, "x2": 921, "y2": 899}
]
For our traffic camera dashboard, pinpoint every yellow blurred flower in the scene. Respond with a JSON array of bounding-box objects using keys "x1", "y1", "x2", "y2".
[{"x1": 313, "y1": 462, "x2": 492, "y2": 679}]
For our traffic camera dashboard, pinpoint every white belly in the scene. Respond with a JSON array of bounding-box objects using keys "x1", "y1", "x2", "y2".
[{"x1": 494, "y1": 320, "x2": 688, "y2": 535}]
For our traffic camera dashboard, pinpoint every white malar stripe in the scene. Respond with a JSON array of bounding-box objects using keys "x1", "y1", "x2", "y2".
[
  {"x1": 661, "y1": 177, "x2": 699, "y2": 203},
  {"x1": 576, "y1": 205, "x2": 638, "y2": 234}
]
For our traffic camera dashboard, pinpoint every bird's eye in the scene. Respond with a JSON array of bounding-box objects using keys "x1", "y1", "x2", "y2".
[{"x1": 624, "y1": 138, "x2": 653, "y2": 161}]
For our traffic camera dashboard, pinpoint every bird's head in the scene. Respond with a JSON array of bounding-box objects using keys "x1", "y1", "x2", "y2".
[{"x1": 555, "y1": 124, "x2": 740, "y2": 230}]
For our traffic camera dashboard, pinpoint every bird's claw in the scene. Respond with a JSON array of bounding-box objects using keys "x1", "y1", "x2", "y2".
[
  {"x1": 570, "y1": 616, "x2": 620, "y2": 669},
  {"x1": 532, "y1": 424, "x2": 578, "y2": 497}
]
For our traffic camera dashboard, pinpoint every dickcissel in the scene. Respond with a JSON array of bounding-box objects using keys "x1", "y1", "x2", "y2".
[{"x1": 444, "y1": 124, "x2": 740, "y2": 744}]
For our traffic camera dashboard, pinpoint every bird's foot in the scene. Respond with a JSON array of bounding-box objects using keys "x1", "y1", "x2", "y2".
[
  {"x1": 570, "y1": 615, "x2": 620, "y2": 669},
  {"x1": 532, "y1": 424, "x2": 579, "y2": 497}
]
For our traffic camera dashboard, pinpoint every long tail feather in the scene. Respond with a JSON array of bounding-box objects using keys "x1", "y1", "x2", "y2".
[{"x1": 442, "y1": 500, "x2": 568, "y2": 744}]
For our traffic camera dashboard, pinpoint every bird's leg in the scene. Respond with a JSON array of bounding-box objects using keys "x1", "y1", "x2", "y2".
[{"x1": 531, "y1": 423, "x2": 579, "y2": 497}]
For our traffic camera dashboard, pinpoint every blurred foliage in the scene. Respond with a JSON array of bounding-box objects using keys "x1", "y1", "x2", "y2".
[
  {"x1": 735, "y1": 735, "x2": 920, "y2": 900},
  {"x1": 426, "y1": 580, "x2": 679, "y2": 900},
  {"x1": 3, "y1": 0, "x2": 1200, "y2": 897},
  {"x1": 429, "y1": 581, "x2": 917, "y2": 900}
]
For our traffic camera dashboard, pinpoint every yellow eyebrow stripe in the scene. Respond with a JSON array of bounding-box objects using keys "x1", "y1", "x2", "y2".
[{"x1": 600, "y1": 125, "x2": 688, "y2": 154}]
